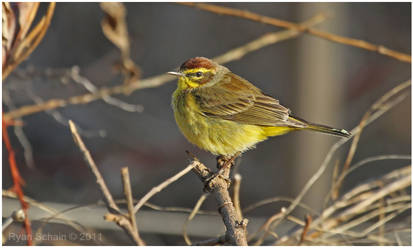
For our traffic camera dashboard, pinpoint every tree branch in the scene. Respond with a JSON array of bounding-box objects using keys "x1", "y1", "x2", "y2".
[
  {"x1": 191, "y1": 157, "x2": 249, "y2": 245},
  {"x1": 180, "y1": 2, "x2": 411, "y2": 63},
  {"x1": 68, "y1": 120, "x2": 144, "y2": 245},
  {"x1": 3, "y1": 13, "x2": 326, "y2": 122}
]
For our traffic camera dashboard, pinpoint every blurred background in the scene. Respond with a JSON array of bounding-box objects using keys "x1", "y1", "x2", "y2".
[{"x1": 3, "y1": 2, "x2": 411, "y2": 245}]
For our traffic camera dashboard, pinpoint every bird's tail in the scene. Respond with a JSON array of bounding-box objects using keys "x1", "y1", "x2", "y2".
[
  {"x1": 306, "y1": 123, "x2": 351, "y2": 137},
  {"x1": 289, "y1": 116, "x2": 351, "y2": 138}
]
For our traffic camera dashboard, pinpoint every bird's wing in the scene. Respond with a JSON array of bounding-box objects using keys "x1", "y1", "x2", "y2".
[{"x1": 194, "y1": 72, "x2": 303, "y2": 127}]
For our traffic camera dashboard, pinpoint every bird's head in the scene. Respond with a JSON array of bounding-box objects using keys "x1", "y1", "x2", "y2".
[{"x1": 168, "y1": 57, "x2": 226, "y2": 89}]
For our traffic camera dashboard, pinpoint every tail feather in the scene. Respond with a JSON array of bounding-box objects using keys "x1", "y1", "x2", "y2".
[
  {"x1": 306, "y1": 123, "x2": 351, "y2": 138},
  {"x1": 288, "y1": 116, "x2": 351, "y2": 138}
]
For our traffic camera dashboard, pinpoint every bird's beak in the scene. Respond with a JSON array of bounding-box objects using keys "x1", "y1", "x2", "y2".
[{"x1": 167, "y1": 71, "x2": 184, "y2": 77}]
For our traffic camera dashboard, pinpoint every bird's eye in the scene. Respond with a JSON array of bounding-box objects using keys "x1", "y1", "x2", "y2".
[{"x1": 196, "y1": 71, "x2": 203, "y2": 77}]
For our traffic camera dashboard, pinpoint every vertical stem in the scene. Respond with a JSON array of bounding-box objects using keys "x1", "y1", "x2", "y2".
[{"x1": 121, "y1": 167, "x2": 137, "y2": 232}]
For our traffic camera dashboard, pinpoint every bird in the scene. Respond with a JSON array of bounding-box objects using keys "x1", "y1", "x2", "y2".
[{"x1": 169, "y1": 57, "x2": 350, "y2": 156}]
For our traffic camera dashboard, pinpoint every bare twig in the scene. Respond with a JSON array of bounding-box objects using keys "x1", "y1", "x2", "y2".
[
  {"x1": 3, "y1": 189, "x2": 85, "y2": 233},
  {"x1": 2, "y1": 117, "x2": 32, "y2": 245},
  {"x1": 183, "y1": 193, "x2": 209, "y2": 245},
  {"x1": 120, "y1": 167, "x2": 139, "y2": 238},
  {"x1": 69, "y1": 120, "x2": 144, "y2": 245},
  {"x1": 321, "y1": 167, "x2": 411, "y2": 234},
  {"x1": 180, "y1": 2, "x2": 411, "y2": 63},
  {"x1": 276, "y1": 165, "x2": 411, "y2": 244},
  {"x1": 328, "y1": 154, "x2": 411, "y2": 203},
  {"x1": 3, "y1": 89, "x2": 35, "y2": 169},
  {"x1": 212, "y1": 13, "x2": 326, "y2": 65},
  {"x1": 299, "y1": 214, "x2": 312, "y2": 245},
  {"x1": 332, "y1": 80, "x2": 411, "y2": 199},
  {"x1": 243, "y1": 196, "x2": 317, "y2": 215},
  {"x1": 251, "y1": 207, "x2": 286, "y2": 245},
  {"x1": 133, "y1": 162, "x2": 198, "y2": 214},
  {"x1": 26, "y1": 86, "x2": 106, "y2": 138},
  {"x1": 394, "y1": 230, "x2": 403, "y2": 246},
  {"x1": 70, "y1": 66, "x2": 143, "y2": 112},
  {"x1": 68, "y1": 120, "x2": 119, "y2": 213},
  {"x1": 327, "y1": 203, "x2": 410, "y2": 239},
  {"x1": 233, "y1": 174, "x2": 243, "y2": 220},
  {"x1": 142, "y1": 201, "x2": 217, "y2": 215},
  {"x1": 270, "y1": 80, "x2": 410, "y2": 234},
  {"x1": 3, "y1": 13, "x2": 326, "y2": 122},
  {"x1": 191, "y1": 158, "x2": 248, "y2": 245}
]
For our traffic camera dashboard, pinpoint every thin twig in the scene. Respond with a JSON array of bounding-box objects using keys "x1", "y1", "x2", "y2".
[
  {"x1": 183, "y1": 193, "x2": 209, "y2": 245},
  {"x1": 321, "y1": 166, "x2": 410, "y2": 227},
  {"x1": 271, "y1": 80, "x2": 410, "y2": 234},
  {"x1": 233, "y1": 174, "x2": 243, "y2": 221},
  {"x1": 121, "y1": 167, "x2": 145, "y2": 245},
  {"x1": 299, "y1": 214, "x2": 312, "y2": 245},
  {"x1": 133, "y1": 161, "x2": 198, "y2": 214},
  {"x1": 142, "y1": 201, "x2": 217, "y2": 215},
  {"x1": 25, "y1": 86, "x2": 106, "y2": 138},
  {"x1": 250, "y1": 207, "x2": 286, "y2": 244},
  {"x1": 333, "y1": 80, "x2": 412, "y2": 199},
  {"x1": 328, "y1": 154, "x2": 410, "y2": 202},
  {"x1": 314, "y1": 202, "x2": 410, "y2": 244},
  {"x1": 70, "y1": 66, "x2": 144, "y2": 112},
  {"x1": 243, "y1": 196, "x2": 317, "y2": 215},
  {"x1": 3, "y1": 190, "x2": 85, "y2": 233},
  {"x1": 3, "y1": 13, "x2": 326, "y2": 122},
  {"x1": 322, "y1": 168, "x2": 411, "y2": 235},
  {"x1": 333, "y1": 203, "x2": 410, "y2": 239},
  {"x1": 277, "y1": 166, "x2": 411, "y2": 244},
  {"x1": 180, "y1": 2, "x2": 411, "y2": 63},
  {"x1": 69, "y1": 120, "x2": 143, "y2": 245},
  {"x1": 394, "y1": 230, "x2": 403, "y2": 246},
  {"x1": 68, "y1": 120, "x2": 119, "y2": 213},
  {"x1": 3, "y1": 89, "x2": 35, "y2": 169},
  {"x1": 2, "y1": 118, "x2": 32, "y2": 245}
]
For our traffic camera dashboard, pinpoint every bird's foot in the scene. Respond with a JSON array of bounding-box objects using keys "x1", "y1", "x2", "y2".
[{"x1": 204, "y1": 172, "x2": 231, "y2": 192}]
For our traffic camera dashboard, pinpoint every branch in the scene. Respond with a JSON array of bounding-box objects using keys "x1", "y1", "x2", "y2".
[
  {"x1": 3, "y1": 13, "x2": 326, "y2": 122},
  {"x1": 272, "y1": 79, "x2": 410, "y2": 230},
  {"x1": 68, "y1": 120, "x2": 119, "y2": 213},
  {"x1": 2, "y1": 117, "x2": 32, "y2": 245},
  {"x1": 332, "y1": 80, "x2": 412, "y2": 199},
  {"x1": 276, "y1": 165, "x2": 411, "y2": 245},
  {"x1": 3, "y1": 189, "x2": 85, "y2": 233},
  {"x1": 70, "y1": 66, "x2": 143, "y2": 112},
  {"x1": 121, "y1": 167, "x2": 144, "y2": 245},
  {"x1": 133, "y1": 161, "x2": 198, "y2": 214},
  {"x1": 191, "y1": 157, "x2": 248, "y2": 245},
  {"x1": 68, "y1": 120, "x2": 144, "y2": 245},
  {"x1": 180, "y1": 2, "x2": 411, "y2": 63},
  {"x1": 3, "y1": 88, "x2": 35, "y2": 169},
  {"x1": 182, "y1": 193, "x2": 209, "y2": 245},
  {"x1": 2, "y1": 197, "x2": 269, "y2": 238},
  {"x1": 233, "y1": 173, "x2": 243, "y2": 220}
]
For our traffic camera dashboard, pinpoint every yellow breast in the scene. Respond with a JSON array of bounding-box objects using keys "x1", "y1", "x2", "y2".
[{"x1": 172, "y1": 89, "x2": 269, "y2": 155}]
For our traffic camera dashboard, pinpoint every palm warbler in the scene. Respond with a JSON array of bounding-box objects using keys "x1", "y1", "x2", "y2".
[{"x1": 169, "y1": 57, "x2": 350, "y2": 156}]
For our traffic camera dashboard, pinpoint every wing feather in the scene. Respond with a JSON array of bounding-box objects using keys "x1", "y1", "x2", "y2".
[{"x1": 193, "y1": 72, "x2": 303, "y2": 127}]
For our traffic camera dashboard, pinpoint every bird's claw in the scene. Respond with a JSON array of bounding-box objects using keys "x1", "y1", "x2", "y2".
[{"x1": 203, "y1": 172, "x2": 232, "y2": 192}]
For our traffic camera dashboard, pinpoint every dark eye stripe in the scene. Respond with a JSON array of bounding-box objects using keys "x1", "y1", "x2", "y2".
[{"x1": 186, "y1": 72, "x2": 204, "y2": 77}]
